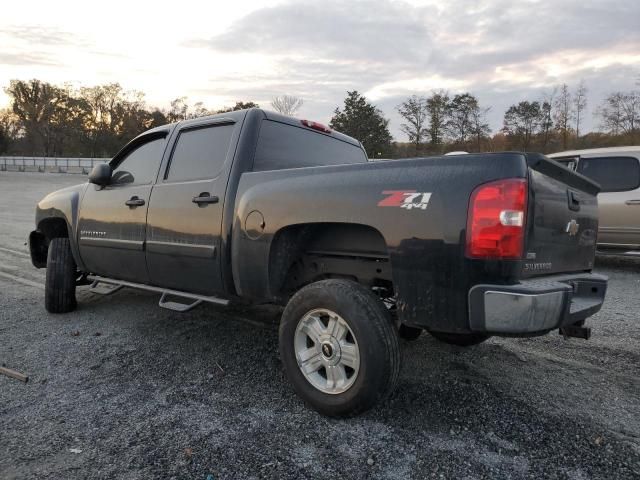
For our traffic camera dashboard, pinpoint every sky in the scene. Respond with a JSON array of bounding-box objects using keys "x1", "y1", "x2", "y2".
[{"x1": 1, "y1": 0, "x2": 639, "y2": 140}]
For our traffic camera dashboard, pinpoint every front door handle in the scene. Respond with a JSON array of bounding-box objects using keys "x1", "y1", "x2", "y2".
[
  {"x1": 192, "y1": 193, "x2": 219, "y2": 205},
  {"x1": 625, "y1": 199, "x2": 640, "y2": 205},
  {"x1": 125, "y1": 196, "x2": 145, "y2": 207}
]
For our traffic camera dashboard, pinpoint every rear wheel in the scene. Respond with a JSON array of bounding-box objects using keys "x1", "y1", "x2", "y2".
[
  {"x1": 45, "y1": 238, "x2": 77, "y2": 313},
  {"x1": 279, "y1": 279, "x2": 400, "y2": 417},
  {"x1": 429, "y1": 331, "x2": 489, "y2": 346}
]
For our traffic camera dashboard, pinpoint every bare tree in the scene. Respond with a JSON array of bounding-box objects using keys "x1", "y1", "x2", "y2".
[
  {"x1": 573, "y1": 80, "x2": 588, "y2": 143},
  {"x1": 471, "y1": 105, "x2": 491, "y2": 152},
  {"x1": 271, "y1": 95, "x2": 303, "y2": 116},
  {"x1": 597, "y1": 91, "x2": 640, "y2": 136},
  {"x1": 597, "y1": 92, "x2": 624, "y2": 135},
  {"x1": 554, "y1": 84, "x2": 574, "y2": 149},
  {"x1": 397, "y1": 95, "x2": 429, "y2": 154},
  {"x1": 620, "y1": 91, "x2": 640, "y2": 135}
]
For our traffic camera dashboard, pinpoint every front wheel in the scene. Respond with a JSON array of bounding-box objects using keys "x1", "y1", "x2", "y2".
[
  {"x1": 429, "y1": 331, "x2": 489, "y2": 346},
  {"x1": 279, "y1": 279, "x2": 400, "y2": 417},
  {"x1": 45, "y1": 237, "x2": 77, "y2": 313}
]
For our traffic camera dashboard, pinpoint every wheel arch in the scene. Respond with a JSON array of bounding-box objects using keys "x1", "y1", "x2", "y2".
[
  {"x1": 29, "y1": 217, "x2": 72, "y2": 268},
  {"x1": 31, "y1": 184, "x2": 86, "y2": 270},
  {"x1": 267, "y1": 222, "x2": 393, "y2": 301}
]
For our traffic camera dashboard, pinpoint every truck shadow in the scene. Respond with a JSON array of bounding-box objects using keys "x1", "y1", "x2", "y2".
[{"x1": 595, "y1": 254, "x2": 640, "y2": 272}]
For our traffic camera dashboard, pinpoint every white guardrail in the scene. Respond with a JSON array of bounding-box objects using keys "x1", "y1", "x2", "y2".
[{"x1": 0, "y1": 156, "x2": 111, "y2": 174}]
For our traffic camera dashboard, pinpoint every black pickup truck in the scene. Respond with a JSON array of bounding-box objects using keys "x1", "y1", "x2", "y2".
[{"x1": 30, "y1": 108, "x2": 607, "y2": 416}]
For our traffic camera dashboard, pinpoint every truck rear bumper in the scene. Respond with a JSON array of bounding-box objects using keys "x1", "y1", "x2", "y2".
[{"x1": 468, "y1": 273, "x2": 607, "y2": 335}]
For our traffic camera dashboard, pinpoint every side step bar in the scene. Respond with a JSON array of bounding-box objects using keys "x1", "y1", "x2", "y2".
[{"x1": 87, "y1": 275, "x2": 229, "y2": 312}]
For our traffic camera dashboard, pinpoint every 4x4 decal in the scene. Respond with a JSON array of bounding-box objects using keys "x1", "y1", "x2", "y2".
[{"x1": 378, "y1": 190, "x2": 432, "y2": 210}]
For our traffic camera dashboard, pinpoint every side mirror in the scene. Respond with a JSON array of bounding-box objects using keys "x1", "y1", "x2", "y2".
[{"x1": 88, "y1": 163, "x2": 112, "y2": 186}]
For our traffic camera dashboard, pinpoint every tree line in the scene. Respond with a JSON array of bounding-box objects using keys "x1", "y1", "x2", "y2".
[
  {"x1": 0, "y1": 80, "x2": 258, "y2": 158},
  {"x1": 0, "y1": 78, "x2": 638, "y2": 159}
]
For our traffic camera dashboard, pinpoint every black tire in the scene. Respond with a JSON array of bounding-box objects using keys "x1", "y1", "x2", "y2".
[
  {"x1": 279, "y1": 279, "x2": 400, "y2": 417},
  {"x1": 429, "y1": 331, "x2": 489, "y2": 346},
  {"x1": 398, "y1": 324, "x2": 422, "y2": 341},
  {"x1": 45, "y1": 237, "x2": 77, "y2": 313}
]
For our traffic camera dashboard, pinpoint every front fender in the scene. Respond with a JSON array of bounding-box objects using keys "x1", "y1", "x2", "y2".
[{"x1": 33, "y1": 183, "x2": 88, "y2": 270}]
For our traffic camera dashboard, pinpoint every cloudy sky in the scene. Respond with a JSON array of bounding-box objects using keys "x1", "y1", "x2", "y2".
[{"x1": 1, "y1": 0, "x2": 638, "y2": 138}]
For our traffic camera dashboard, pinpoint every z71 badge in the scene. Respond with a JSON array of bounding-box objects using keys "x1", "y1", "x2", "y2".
[{"x1": 378, "y1": 190, "x2": 432, "y2": 210}]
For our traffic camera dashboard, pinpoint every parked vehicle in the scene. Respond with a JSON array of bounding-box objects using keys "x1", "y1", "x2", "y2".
[
  {"x1": 30, "y1": 109, "x2": 607, "y2": 416},
  {"x1": 549, "y1": 147, "x2": 640, "y2": 256}
]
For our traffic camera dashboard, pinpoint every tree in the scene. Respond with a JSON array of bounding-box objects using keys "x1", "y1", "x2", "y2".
[
  {"x1": 6, "y1": 79, "x2": 62, "y2": 155},
  {"x1": 330, "y1": 91, "x2": 392, "y2": 158},
  {"x1": 554, "y1": 84, "x2": 573, "y2": 149},
  {"x1": 426, "y1": 90, "x2": 450, "y2": 148},
  {"x1": 217, "y1": 101, "x2": 259, "y2": 114},
  {"x1": 470, "y1": 105, "x2": 491, "y2": 152},
  {"x1": 5, "y1": 79, "x2": 94, "y2": 156},
  {"x1": 396, "y1": 95, "x2": 428, "y2": 154},
  {"x1": 271, "y1": 95, "x2": 303, "y2": 116},
  {"x1": 597, "y1": 92, "x2": 625, "y2": 135},
  {"x1": 597, "y1": 91, "x2": 639, "y2": 136},
  {"x1": 540, "y1": 88, "x2": 556, "y2": 151},
  {"x1": 167, "y1": 97, "x2": 189, "y2": 122},
  {"x1": 619, "y1": 91, "x2": 640, "y2": 135},
  {"x1": 502, "y1": 101, "x2": 543, "y2": 151},
  {"x1": 573, "y1": 80, "x2": 588, "y2": 143},
  {"x1": 80, "y1": 83, "x2": 125, "y2": 156},
  {"x1": 447, "y1": 93, "x2": 480, "y2": 145},
  {"x1": 0, "y1": 109, "x2": 16, "y2": 155},
  {"x1": 188, "y1": 102, "x2": 212, "y2": 119}
]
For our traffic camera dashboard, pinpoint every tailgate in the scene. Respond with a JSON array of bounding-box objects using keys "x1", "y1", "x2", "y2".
[{"x1": 523, "y1": 154, "x2": 600, "y2": 277}]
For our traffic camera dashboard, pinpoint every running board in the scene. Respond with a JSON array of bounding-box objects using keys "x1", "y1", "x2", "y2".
[
  {"x1": 87, "y1": 275, "x2": 229, "y2": 312},
  {"x1": 90, "y1": 281, "x2": 123, "y2": 295}
]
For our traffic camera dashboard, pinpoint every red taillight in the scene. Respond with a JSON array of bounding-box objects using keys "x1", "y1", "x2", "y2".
[
  {"x1": 466, "y1": 178, "x2": 528, "y2": 259},
  {"x1": 301, "y1": 119, "x2": 332, "y2": 134}
]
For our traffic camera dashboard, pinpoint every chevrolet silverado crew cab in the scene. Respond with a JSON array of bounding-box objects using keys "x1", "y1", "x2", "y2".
[{"x1": 31, "y1": 109, "x2": 608, "y2": 416}]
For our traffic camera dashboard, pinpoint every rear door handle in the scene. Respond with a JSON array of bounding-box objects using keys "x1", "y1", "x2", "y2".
[
  {"x1": 125, "y1": 196, "x2": 145, "y2": 207},
  {"x1": 626, "y1": 199, "x2": 640, "y2": 205},
  {"x1": 192, "y1": 193, "x2": 219, "y2": 205}
]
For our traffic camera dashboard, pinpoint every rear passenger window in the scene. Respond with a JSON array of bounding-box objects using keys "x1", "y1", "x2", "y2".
[
  {"x1": 166, "y1": 124, "x2": 234, "y2": 181},
  {"x1": 253, "y1": 120, "x2": 367, "y2": 171},
  {"x1": 577, "y1": 156, "x2": 640, "y2": 192}
]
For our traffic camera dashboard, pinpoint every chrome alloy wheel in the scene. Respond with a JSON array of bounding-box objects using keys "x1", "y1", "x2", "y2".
[{"x1": 293, "y1": 308, "x2": 360, "y2": 394}]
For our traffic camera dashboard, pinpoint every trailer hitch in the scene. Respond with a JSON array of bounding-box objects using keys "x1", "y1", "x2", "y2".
[{"x1": 559, "y1": 324, "x2": 591, "y2": 340}]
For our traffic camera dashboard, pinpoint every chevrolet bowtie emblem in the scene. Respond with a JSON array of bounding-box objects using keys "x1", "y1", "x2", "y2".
[{"x1": 566, "y1": 219, "x2": 580, "y2": 236}]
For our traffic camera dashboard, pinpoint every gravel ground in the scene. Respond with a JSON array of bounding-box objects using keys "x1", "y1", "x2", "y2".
[{"x1": 0, "y1": 171, "x2": 639, "y2": 479}]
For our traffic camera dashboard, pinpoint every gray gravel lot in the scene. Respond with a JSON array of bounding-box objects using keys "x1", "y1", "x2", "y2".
[{"x1": 1, "y1": 171, "x2": 639, "y2": 479}]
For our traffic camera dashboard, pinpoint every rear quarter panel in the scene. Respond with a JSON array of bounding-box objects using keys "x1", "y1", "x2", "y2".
[{"x1": 231, "y1": 154, "x2": 528, "y2": 332}]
